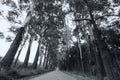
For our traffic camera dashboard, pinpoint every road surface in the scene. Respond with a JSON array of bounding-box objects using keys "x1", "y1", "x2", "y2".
[{"x1": 28, "y1": 70, "x2": 77, "y2": 80}]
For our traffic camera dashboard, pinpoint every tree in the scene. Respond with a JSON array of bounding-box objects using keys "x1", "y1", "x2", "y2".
[
  {"x1": 14, "y1": 35, "x2": 28, "y2": 67},
  {"x1": 0, "y1": 27, "x2": 25, "y2": 70},
  {"x1": 83, "y1": 0, "x2": 120, "y2": 80},
  {"x1": 0, "y1": 0, "x2": 32, "y2": 70},
  {"x1": 31, "y1": 38, "x2": 41, "y2": 69},
  {"x1": 21, "y1": 35, "x2": 33, "y2": 68}
]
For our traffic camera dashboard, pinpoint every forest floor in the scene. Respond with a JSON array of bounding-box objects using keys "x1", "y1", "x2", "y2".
[
  {"x1": 21, "y1": 70, "x2": 97, "y2": 80},
  {"x1": 0, "y1": 68, "x2": 52, "y2": 80},
  {"x1": 65, "y1": 71, "x2": 97, "y2": 80}
]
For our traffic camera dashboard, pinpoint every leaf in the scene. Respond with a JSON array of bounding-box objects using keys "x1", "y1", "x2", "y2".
[
  {"x1": 6, "y1": 36, "x2": 13, "y2": 42},
  {"x1": 0, "y1": 32, "x2": 4, "y2": 39},
  {"x1": 9, "y1": 26, "x2": 19, "y2": 34}
]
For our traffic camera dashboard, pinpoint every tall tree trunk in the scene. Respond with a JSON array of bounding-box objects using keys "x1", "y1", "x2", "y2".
[
  {"x1": 77, "y1": 36, "x2": 84, "y2": 72},
  {"x1": 14, "y1": 47, "x2": 22, "y2": 67},
  {"x1": 84, "y1": 0, "x2": 118, "y2": 80},
  {"x1": 82, "y1": 45, "x2": 90, "y2": 73},
  {"x1": 31, "y1": 39, "x2": 41, "y2": 69},
  {"x1": 86, "y1": 41, "x2": 94, "y2": 74},
  {"x1": 22, "y1": 37, "x2": 33, "y2": 68},
  {"x1": 0, "y1": 27, "x2": 25, "y2": 70},
  {"x1": 93, "y1": 41, "x2": 106, "y2": 77},
  {"x1": 76, "y1": 45, "x2": 82, "y2": 71},
  {"x1": 45, "y1": 55, "x2": 50, "y2": 70},
  {"x1": 39, "y1": 55, "x2": 43, "y2": 68},
  {"x1": 87, "y1": 24, "x2": 106, "y2": 76},
  {"x1": 43, "y1": 44, "x2": 48, "y2": 68},
  {"x1": 14, "y1": 36, "x2": 27, "y2": 67}
]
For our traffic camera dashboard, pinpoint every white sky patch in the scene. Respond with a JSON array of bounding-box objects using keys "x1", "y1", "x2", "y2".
[
  {"x1": 62, "y1": 0, "x2": 76, "y2": 32},
  {"x1": 19, "y1": 11, "x2": 28, "y2": 24},
  {"x1": 0, "y1": 18, "x2": 11, "y2": 33},
  {"x1": 0, "y1": 3, "x2": 12, "y2": 17},
  {"x1": 0, "y1": 39, "x2": 12, "y2": 57},
  {"x1": 65, "y1": 13, "x2": 76, "y2": 31},
  {"x1": 62, "y1": 1, "x2": 70, "y2": 12},
  {"x1": 29, "y1": 40, "x2": 38, "y2": 62},
  {"x1": 0, "y1": 11, "x2": 14, "y2": 59},
  {"x1": 72, "y1": 36, "x2": 77, "y2": 42},
  {"x1": 81, "y1": 39, "x2": 86, "y2": 44}
]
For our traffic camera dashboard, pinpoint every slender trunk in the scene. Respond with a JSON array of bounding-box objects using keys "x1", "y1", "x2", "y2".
[
  {"x1": 39, "y1": 55, "x2": 43, "y2": 68},
  {"x1": 71, "y1": 54, "x2": 74, "y2": 70},
  {"x1": 77, "y1": 36, "x2": 84, "y2": 72},
  {"x1": 86, "y1": 41, "x2": 94, "y2": 74},
  {"x1": 88, "y1": 25, "x2": 105, "y2": 76},
  {"x1": 45, "y1": 55, "x2": 49, "y2": 69},
  {"x1": 83, "y1": 45, "x2": 90, "y2": 73},
  {"x1": 31, "y1": 39, "x2": 41, "y2": 69},
  {"x1": 22, "y1": 37, "x2": 33, "y2": 68},
  {"x1": 14, "y1": 37, "x2": 27, "y2": 67},
  {"x1": 93, "y1": 41, "x2": 106, "y2": 76},
  {"x1": 0, "y1": 27, "x2": 25, "y2": 70},
  {"x1": 104, "y1": 41, "x2": 120, "y2": 79},
  {"x1": 43, "y1": 44, "x2": 48, "y2": 68},
  {"x1": 76, "y1": 45, "x2": 82, "y2": 71},
  {"x1": 14, "y1": 48, "x2": 22, "y2": 67}
]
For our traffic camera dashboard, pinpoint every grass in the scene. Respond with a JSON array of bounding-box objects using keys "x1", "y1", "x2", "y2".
[
  {"x1": 64, "y1": 71, "x2": 97, "y2": 80},
  {"x1": 0, "y1": 68, "x2": 53, "y2": 80}
]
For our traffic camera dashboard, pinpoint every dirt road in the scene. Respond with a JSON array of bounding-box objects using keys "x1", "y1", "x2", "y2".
[{"x1": 29, "y1": 70, "x2": 77, "y2": 80}]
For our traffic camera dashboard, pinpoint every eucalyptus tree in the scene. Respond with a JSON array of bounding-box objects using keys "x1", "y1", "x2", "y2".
[
  {"x1": 31, "y1": 26, "x2": 47, "y2": 69},
  {"x1": 43, "y1": 28, "x2": 62, "y2": 69},
  {"x1": 43, "y1": 43, "x2": 49, "y2": 68},
  {"x1": 30, "y1": 0, "x2": 65, "y2": 69},
  {"x1": 67, "y1": 0, "x2": 120, "y2": 80},
  {"x1": 0, "y1": 0, "x2": 61, "y2": 70},
  {"x1": 0, "y1": 0, "x2": 32, "y2": 70},
  {"x1": 14, "y1": 34, "x2": 28, "y2": 67},
  {"x1": 83, "y1": 0, "x2": 120, "y2": 80},
  {"x1": 73, "y1": 23, "x2": 86, "y2": 72},
  {"x1": 59, "y1": 42, "x2": 82, "y2": 71},
  {"x1": 21, "y1": 26, "x2": 37, "y2": 68}
]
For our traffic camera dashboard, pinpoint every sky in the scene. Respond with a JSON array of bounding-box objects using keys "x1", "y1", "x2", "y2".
[{"x1": 0, "y1": 0, "x2": 76, "y2": 63}]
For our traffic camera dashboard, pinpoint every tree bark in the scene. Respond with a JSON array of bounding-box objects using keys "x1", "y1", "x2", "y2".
[
  {"x1": 77, "y1": 36, "x2": 84, "y2": 72},
  {"x1": 43, "y1": 44, "x2": 48, "y2": 68},
  {"x1": 45, "y1": 55, "x2": 50, "y2": 70},
  {"x1": 0, "y1": 27, "x2": 25, "y2": 70},
  {"x1": 83, "y1": 0, "x2": 117, "y2": 80},
  {"x1": 22, "y1": 37, "x2": 33, "y2": 68},
  {"x1": 31, "y1": 39, "x2": 41, "y2": 69},
  {"x1": 14, "y1": 36, "x2": 27, "y2": 67}
]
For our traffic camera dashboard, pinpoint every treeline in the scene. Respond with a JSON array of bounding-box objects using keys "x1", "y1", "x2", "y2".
[
  {"x1": 0, "y1": 0, "x2": 64, "y2": 79},
  {"x1": 59, "y1": 0, "x2": 120, "y2": 80}
]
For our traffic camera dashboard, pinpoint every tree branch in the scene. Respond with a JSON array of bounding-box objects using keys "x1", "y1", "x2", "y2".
[
  {"x1": 95, "y1": 15, "x2": 119, "y2": 20},
  {"x1": 73, "y1": 15, "x2": 119, "y2": 22},
  {"x1": 73, "y1": 18, "x2": 91, "y2": 22}
]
